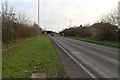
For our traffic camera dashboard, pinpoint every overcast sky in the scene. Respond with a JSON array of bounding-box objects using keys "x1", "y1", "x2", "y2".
[{"x1": 3, "y1": 0, "x2": 119, "y2": 32}]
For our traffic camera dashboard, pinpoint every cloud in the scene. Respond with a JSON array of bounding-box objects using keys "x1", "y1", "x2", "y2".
[
  {"x1": 5, "y1": 0, "x2": 120, "y2": 32},
  {"x1": 40, "y1": 0, "x2": 119, "y2": 31}
]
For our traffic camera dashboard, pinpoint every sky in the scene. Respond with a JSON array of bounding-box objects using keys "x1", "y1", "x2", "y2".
[{"x1": 2, "y1": 0, "x2": 119, "y2": 32}]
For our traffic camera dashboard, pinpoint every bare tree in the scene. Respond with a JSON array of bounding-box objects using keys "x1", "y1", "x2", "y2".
[
  {"x1": 17, "y1": 12, "x2": 29, "y2": 25},
  {"x1": 2, "y1": 1, "x2": 17, "y2": 42},
  {"x1": 100, "y1": 8, "x2": 118, "y2": 26},
  {"x1": 2, "y1": 1, "x2": 42, "y2": 42}
]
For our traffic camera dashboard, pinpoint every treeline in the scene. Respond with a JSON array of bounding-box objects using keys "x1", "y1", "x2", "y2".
[
  {"x1": 60, "y1": 8, "x2": 120, "y2": 41},
  {"x1": 1, "y1": 2, "x2": 42, "y2": 43},
  {"x1": 42, "y1": 30, "x2": 57, "y2": 34},
  {"x1": 60, "y1": 23, "x2": 120, "y2": 41}
]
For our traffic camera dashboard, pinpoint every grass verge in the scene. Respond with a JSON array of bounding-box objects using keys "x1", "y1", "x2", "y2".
[
  {"x1": 2, "y1": 39, "x2": 23, "y2": 49},
  {"x1": 2, "y1": 35, "x2": 60, "y2": 78},
  {"x1": 66, "y1": 36, "x2": 120, "y2": 48}
]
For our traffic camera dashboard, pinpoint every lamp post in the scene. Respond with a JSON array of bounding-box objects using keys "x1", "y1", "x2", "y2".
[{"x1": 38, "y1": 0, "x2": 40, "y2": 37}]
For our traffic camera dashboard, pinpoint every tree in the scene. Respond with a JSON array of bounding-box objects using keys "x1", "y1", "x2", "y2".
[
  {"x1": 2, "y1": 1, "x2": 17, "y2": 42},
  {"x1": 17, "y1": 12, "x2": 29, "y2": 25},
  {"x1": 90, "y1": 23, "x2": 118, "y2": 41},
  {"x1": 100, "y1": 9, "x2": 118, "y2": 26},
  {"x1": 2, "y1": 1, "x2": 42, "y2": 42}
]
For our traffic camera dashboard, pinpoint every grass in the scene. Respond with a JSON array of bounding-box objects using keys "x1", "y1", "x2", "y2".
[
  {"x1": 2, "y1": 39, "x2": 22, "y2": 49},
  {"x1": 2, "y1": 35, "x2": 60, "y2": 78},
  {"x1": 66, "y1": 36, "x2": 120, "y2": 48}
]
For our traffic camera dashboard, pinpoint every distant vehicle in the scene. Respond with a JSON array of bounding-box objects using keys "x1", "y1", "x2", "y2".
[{"x1": 51, "y1": 34, "x2": 54, "y2": 36}]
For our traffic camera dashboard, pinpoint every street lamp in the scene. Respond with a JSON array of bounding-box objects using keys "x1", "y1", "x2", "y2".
[{"x1": 38, "y1": 0, "x2": 40, "y2": 37}]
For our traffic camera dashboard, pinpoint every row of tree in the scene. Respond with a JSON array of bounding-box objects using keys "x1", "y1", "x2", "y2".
[
  {"x1": 60, "y1": 23, "x2": 120, "y2": 41},
  {"x1": 1, "y1": 2, "x2": 42, "y2": 43}
]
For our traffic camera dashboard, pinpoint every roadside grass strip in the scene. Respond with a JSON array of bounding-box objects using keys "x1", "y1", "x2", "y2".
[
  {"x1": 2, "y1": 36, "x2": 60, "y2": 78},
  {"x1": 66, "y1": 36, "x2": 120, "y2": 48}
]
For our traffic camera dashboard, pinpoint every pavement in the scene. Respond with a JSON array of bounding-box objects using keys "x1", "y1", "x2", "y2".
[{"x1": 50, "y1": 35, "x2": 119, "y2": 79}]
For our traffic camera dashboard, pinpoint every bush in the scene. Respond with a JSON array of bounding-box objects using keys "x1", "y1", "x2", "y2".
[{"x1": 60, "y1": 23, "x2": 119, "y2": 41}]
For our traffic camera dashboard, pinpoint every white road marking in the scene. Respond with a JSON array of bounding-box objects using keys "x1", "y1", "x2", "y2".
[{"x1": 53, "y1": 39, "x2": 96, "y2": 78}]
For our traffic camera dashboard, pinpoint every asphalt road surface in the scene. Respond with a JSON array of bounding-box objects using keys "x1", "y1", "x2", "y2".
[{"x1": 51, "y1": 35, "x2": 119, "y2": 78}]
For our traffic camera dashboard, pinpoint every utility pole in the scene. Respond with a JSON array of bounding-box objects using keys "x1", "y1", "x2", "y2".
[{"x1": 38, "y1": 0, "x2": 40, "y2": 37}]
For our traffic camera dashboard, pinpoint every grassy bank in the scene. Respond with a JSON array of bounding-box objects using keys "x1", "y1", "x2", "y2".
[
  {"x1": 66, "y1": 36, "x2": 120, "y2": 48},
  {"x1": 2, "y1": 35, "x2": 60, "y2": 78},
  {"x1": 2, "y1": 40, "x2": 21, "y2": 49}
]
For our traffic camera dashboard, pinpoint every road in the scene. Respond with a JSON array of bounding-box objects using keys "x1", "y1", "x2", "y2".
[{"x1": 51, "y1": 35, "x2": 118, "y2": 78}]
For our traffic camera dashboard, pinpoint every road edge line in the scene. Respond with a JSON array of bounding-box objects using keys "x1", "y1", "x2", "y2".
[{"x1": 53, "y1": 39, "x2": 96, "y2": 78}]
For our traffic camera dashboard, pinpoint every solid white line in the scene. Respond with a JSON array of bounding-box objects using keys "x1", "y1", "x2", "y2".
[{"x1": 54, "y1": 39, "x2": 96, "y2": 78}]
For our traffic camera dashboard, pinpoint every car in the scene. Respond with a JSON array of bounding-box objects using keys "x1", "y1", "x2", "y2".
[{"x1": 51, "y1": 34, "x2": 54, "y2": 36}]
